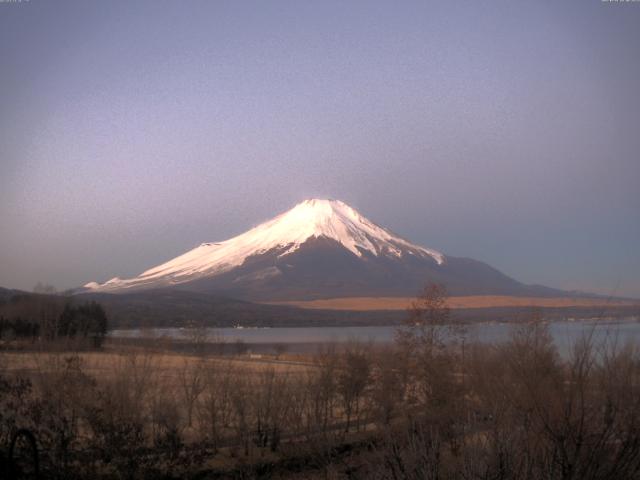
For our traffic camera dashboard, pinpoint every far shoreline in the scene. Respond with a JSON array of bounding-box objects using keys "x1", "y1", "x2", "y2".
[{"x1": 265, "y1": 295, "x2": 640, "y2": 311}]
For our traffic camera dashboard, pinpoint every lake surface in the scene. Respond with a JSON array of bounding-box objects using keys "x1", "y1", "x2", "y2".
[{"x1": 111, "y1": 318, "x2": 640, "y2": 354}]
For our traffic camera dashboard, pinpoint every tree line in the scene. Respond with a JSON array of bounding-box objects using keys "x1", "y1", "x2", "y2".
[{"x1": 0, "y1": 294, "x2": 108, "y2": 347}]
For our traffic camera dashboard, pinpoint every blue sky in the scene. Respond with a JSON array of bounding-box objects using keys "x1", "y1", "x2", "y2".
[{"x1": 1, "y1": 0, "x2": 639, "y2": 297}]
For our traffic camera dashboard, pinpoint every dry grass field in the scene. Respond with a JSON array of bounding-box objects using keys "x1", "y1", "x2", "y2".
[
  {"x1": 267, "y1": 295, "x2": 640, "y2": 311},
  {"x1": 3, "y1": 318, "x2": 640, "y2": 479},
  {"x1": 0, "y1": 348, "x2": 312, "y2": 377}
]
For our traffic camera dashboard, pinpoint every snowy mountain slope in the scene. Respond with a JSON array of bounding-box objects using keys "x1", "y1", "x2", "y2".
[
  {"x1": 85, "y1": 199, "x2": 445, "y2": 293},
  {"x1": 83, "y1": 198, "x2": 565, "y2": 300}
]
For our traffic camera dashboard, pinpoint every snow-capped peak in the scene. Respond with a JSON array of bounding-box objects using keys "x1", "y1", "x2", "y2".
[
  {"x1": 85, "y1": 199, "x2": 444, "y2": 292},
  {"x1": 257, "y1": 198, "x2": 444, "y2": 261}
]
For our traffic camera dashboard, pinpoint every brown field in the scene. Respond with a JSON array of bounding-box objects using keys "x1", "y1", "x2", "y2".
[
  {"x1": 267, "y1": 295, "x2": 640, "y2": 311},
  {"x1": 3, "y1": 325, "x2": 640, "y2": 479},
  {"x1": 0, "y1": 347, "x2": 312, "y2": 379}
]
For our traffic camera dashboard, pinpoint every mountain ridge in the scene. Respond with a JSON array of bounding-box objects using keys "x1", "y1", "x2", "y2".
[{"x1": 83, "y1": 199, "x2": 574, "y2": 300}]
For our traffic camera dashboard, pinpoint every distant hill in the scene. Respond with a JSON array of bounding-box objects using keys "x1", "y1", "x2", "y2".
[
  {"x1": 2, "y1": 286, "x2": 638, "y2": 329},
  {"x1": 0, "y1": 286, "x2": 23, "y2": 303},
  {"x1": 80, "y1": 289, "x2": 640, "y2": 329},
  {"x1": 77, "y1": 289, "x2": 403, "y2": 329}
]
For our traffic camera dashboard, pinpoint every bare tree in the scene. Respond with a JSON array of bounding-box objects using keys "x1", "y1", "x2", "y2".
[
  {"x1": 337, "y1": 342, "x2": 371, "y2": 433},
  {"x1": 309, "y1": 345, "x2": 338, "y2": 436},
  {"x1": 233, "y1": 339, "x2": 248, "y2": 356},
  {"x1": 370, "y1": 346, "x2": 407, "y2": 425},
  {"x1": 184, "y1": 319, "x2": 209, "y2": 355},
  {"x1": 396, "y1": 284, "x2": 460, "y2": 410},
  {"x1": 198, "y1": 360, "x2": 234, "y2": 453},
  {"x1": 396, "y1": 283, "x2": 451, "y2": 354},
  {"x1": 33, "y1": 282, "x2": 57, "y2": 294},
  {"x1": 150, "y1": 391, "x2": 182, "y2": 451},
  {"x1": 251, "y1": 367, "x2": 291, "y2": 453},
  {"x1": 178, "y1": 357, "x2": 206, "y2": 428},
  {"x1": 273, "y1": 343, "x2": 288, "y2": 359},
  {"x1": 230, "y1": 375, "x2": 252, "y2": 456}
]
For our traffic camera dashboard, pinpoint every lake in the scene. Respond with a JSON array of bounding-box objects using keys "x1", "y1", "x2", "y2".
[{"x1": 111, "y1": 318, "x2": 640, "y2": 354}]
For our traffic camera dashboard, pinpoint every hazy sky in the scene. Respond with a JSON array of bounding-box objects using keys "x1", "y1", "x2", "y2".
[{"x1": 1, "y1": 0, "x2": 639, "y2": 297}]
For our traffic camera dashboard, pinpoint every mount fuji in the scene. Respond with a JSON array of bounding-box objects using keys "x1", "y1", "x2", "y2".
[{"x1": 84, "y1": 199, "x2": 562, "y2": 301}]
